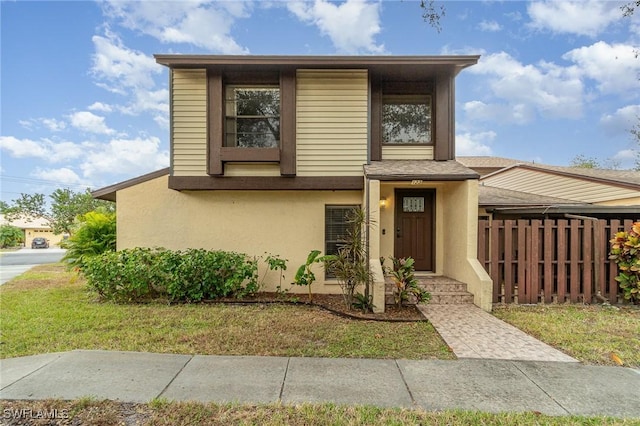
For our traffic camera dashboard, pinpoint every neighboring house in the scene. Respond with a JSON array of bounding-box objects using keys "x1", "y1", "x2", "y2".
[
  {"x1": 93, "y1": 55, "x2": 493, "y2": 312},
  {"x1": 0, "y1": 214, "x2": 63, "y2": 247},
  {"x1": 458, "y1": 157, "x2": 640, "y2": 220}
]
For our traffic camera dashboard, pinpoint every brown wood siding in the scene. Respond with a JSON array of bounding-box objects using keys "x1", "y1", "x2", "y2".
[
  {"x1": 479, "y1": 218, "x2": 636, "y2": 304},
  {"x1": 172, "y1": 69, "x2": 208, "y2": 176},
  {"x1": 296, "y1": 70, "x2": 368, "y2": 176}
]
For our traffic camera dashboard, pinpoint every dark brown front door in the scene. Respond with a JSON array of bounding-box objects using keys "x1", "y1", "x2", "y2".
[{"x1": 394, "y1": 189, "x2": 434, "y2": 271}]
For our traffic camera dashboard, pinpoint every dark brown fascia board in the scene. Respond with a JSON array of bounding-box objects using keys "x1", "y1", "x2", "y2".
[
  {"x1": 91, "y1": 168, "x2": 170, "y2": 201},
  {"x1": 486, "y1": 205, "x2": 640, "y2": 215},
  {"x1": 482, "y1": 164, "x2": 640, "y2": 191},
  {"x1": 169, "y1": 176, "x2": 364, "y2": 191},
  {"x1": 367, "y1": 173, "x2": 479, "y2": 181},
  {"x1": 154, "y1": 55, "x2": 479, "y2": 75}
]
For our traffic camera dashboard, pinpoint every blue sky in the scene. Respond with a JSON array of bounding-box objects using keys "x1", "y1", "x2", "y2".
[{"x1": 1, "y1": 0, "x2": 639, "y2": 203}]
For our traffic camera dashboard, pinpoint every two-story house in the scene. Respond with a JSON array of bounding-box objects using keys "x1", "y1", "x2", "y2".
[{"x1": 93, "y1": 56, "x2": 492, "y2": 312}]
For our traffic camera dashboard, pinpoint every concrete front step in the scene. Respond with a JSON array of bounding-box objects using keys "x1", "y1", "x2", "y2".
[{"x1": 385, "y1": 275, "x2": 474, "y2": 306}]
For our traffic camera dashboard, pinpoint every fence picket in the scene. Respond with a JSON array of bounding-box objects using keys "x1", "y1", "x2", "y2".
[{"x1": 479, "y1": 218, "x2": 635, "y2": 305}]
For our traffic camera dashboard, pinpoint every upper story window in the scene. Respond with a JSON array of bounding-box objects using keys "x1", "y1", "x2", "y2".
[
  {"x1": 225, "y1": 86, "x2": 280, "y2": 148},
  {"x1": 382, "y1": 94, "x2": 432, "y2": 144}
]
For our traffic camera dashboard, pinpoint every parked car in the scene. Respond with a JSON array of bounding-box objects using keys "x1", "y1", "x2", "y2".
[{"x1": 31, "y1": 237, "x2": 49, "y2": 249}]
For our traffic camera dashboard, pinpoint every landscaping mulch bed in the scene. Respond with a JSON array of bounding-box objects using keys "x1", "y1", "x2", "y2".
[{"x1": 216, "y1": 292, "x2": 427, "y2": 322}]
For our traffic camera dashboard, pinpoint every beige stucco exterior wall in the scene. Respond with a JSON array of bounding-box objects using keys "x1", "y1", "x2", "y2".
[
  {"x1": 482, "y1": 168, "x2": 640, "y2": 204},
  {"x1": 116, "y1": 174, "x2": 362, "y2": 294},
  {"x1": 171, "y1": 69, "x2": 208, "y2": 177},
  {"x1": 441, "y1": 180, "x2": 492, "y2": 311},
  {"x1": 296, "y1": 70, "x2": 368, "y2": 176}
]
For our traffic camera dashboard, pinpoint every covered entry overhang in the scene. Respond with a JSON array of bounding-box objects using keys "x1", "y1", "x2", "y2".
[{"x1": 364, "y1": 160, "x2": 493, "y2": 311}]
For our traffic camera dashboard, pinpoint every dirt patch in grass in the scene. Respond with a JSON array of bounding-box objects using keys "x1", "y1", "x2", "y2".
[{"x1": 217, "y1": 292, "x2": 426, "y2": 321}]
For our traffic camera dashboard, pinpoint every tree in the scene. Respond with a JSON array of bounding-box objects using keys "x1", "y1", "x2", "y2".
[
  {"x1": 0, "y1": 225, "x2": 24, "y2": 248},
  {"x1": 3, "y1": 188, "x2": 114, "y2": 236},
  {"x1": 622, "y1": 1, "x2": 640, "y2": 17},
  {"x1": 61, "y1": 211, "x2": 116, "y2": 269},
  {"x1": 420, "y1": 0, "x2": 445, "y2": 32},
  {"x1": 570, "y1": 154, "x2": 600, "y2": 169}
]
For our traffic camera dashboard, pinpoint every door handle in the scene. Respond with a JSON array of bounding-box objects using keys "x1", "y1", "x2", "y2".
[{"x1": 396, "y1": 227, "x2": 401, "y2": 238}]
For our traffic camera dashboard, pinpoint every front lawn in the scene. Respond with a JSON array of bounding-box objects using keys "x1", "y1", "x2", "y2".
[
  {"x1": 493, "y1": 304, "x2": 640, "y2": 368},
  {"x1": 0, "y1": 399, "x2": 634, "y2": 426},
  {"x1": 0, "y1": 264, "x2": 452, "y2": 360}
]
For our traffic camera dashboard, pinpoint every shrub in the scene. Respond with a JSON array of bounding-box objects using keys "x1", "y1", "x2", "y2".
[
  {"x1": 609, "y1": 222, "x2": 640, "y2": 304},
  {"x1": 62, "y1": 211, "x2": 116, "y2": 269},
  {"x1": 323, "y1": 207, "x2": 374, "y2": 312},
  {"x1": 0, "y1": 224, "x2": 24, "y2": 248},
  {"x1": 82, "y1": 247, "x2": 258, "y2": 303},
  {"x1": 385, "y1": 257, "x2": 431, "y2": 307}
]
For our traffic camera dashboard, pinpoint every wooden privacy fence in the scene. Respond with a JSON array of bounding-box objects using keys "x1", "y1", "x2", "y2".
[{"x1": 478, "y1": 219, "x2": 636, "y2": 304}]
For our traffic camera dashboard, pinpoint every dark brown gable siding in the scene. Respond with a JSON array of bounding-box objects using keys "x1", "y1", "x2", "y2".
[
  {"x1": 207, "y1": 70, "x2": 224, "y2": 175},
  {"x1": 280, "y1": 69, "x2": 296, "y2": 176},
  {"x1": 434, "y1": 74, "x2": 454, "y2": 161}
]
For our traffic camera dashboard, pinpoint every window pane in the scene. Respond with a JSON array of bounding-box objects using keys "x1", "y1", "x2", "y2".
[
  {"x1": 403, "y1": 197, "x2": 425, "y2": 212},
  {"x1": 382, "y1": 95, "x2": 431, "y2": 144},
  {"x1": 325, "y1": 205, "x2": 358, "y2": 256},
  {"x1": 225, "y1": 86, "x2": 280, "y2": 148}
]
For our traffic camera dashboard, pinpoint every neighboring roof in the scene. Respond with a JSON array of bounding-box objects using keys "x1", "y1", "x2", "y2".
[
  {"x1": 155, "y1": 55, "x2": 480, "y2": 77},
  {"x1": 0, "y1": 214, "x2": 51, "y2": 229},
  {"x1": 92, "y1": 168, "x2": 170, "y2": 201},
  {"x1": 459, "y1": 156, "x2": 640, "y2": 190},
  {"x1": 457, "y1": 156, "x2": 524, "y2": 169},
  {"x1": 515, "y1": 163, "x2": 640, "y2": 188},
  {"x1": 364, "y1": 160, "x2": 479, "y2": 181},
  {"x1": 478, "y1": 185, "x2": 584, "y2": 207}
]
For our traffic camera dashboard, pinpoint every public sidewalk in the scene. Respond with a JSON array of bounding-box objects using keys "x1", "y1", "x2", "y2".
[{"x1": 1, "y1": 350, "x2": 639, "y2": 417}]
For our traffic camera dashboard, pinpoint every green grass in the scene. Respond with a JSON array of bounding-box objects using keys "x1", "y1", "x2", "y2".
[
  {"x1": 0, "y1": 264, "x2": 453, "y2": 360},
  {"x1": 1, "y1": 399, "x2": 637, "y2": 426},
  {"x1": 493, "y1": 304, "x2": 640, "y2": 368}
]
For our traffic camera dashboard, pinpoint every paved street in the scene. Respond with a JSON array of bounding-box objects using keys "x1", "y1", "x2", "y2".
[{"x1": 0, "y1": 248, "x2": 66, "y2": 285}]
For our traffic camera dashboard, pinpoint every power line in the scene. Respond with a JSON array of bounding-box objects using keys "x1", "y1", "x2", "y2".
[{"x1": 0, "y1": 175, "x2": 94, "y2": 190}]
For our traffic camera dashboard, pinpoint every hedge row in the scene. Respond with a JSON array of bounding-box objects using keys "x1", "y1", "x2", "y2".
[{"x1": 82, "y1": 248, "x2": 259, "y2": 303}]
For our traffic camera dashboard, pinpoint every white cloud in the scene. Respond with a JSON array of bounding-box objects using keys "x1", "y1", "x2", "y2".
[
  {"x1": 91, "y1": 31, "x2": 160, "y2": 94},
  {"x1": 456, "y1": 131, "x2": 495, "y2": 156},
  {"x1": 68, "y1": 111, "x2": 115, "y2": 135},
  {"x1": 600, "y1": 104, "x2": 640, "y2": 135},
  {"x1": 88, "y1": 102, "x2": 113, "y2": 113},
  {"x1": 0, "y1": 136, "x2": 49, "y2": 158},
  {"x1": 527, "y1": 1, "x2": 623, "y2": 37},
  {"x1": 102, "y1": 1, "x2": 249, "y2": 54},
  {"x1": 288, "y1": 0, "x2": 384, "y2": 53},
  {"x1": 468, "y1": 52, "x2": 584, "y2": 123},
  {"x1": 464, "y1": 100, "x2": 535, "y2": 125},
  {"x1": 18, "y1": 118, "x2": 66, "y2": 132},
  {"x1": 80, "y1": 136, "x2": 169, "y2": 179},
  {"x1": 563, "y1": 41, "x2": 640, "y2": 95},
  {"x1": 0, "y1": 136, "x2": 84, "y2": 162},
  {"x1": 478, "y1": 20, "x2": 501, "y2": 32},
  {"x1": 32, "y1": 167, "x2": 84, "y2": 186}
]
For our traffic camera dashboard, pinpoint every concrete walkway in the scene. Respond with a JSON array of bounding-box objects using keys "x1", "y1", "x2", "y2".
[
  {"x1": 1, "y1": 350, "x2": 639, "y2": 417},
  {"x1": 418, "y1": 304, "x2": 578, "y2": 362}
]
